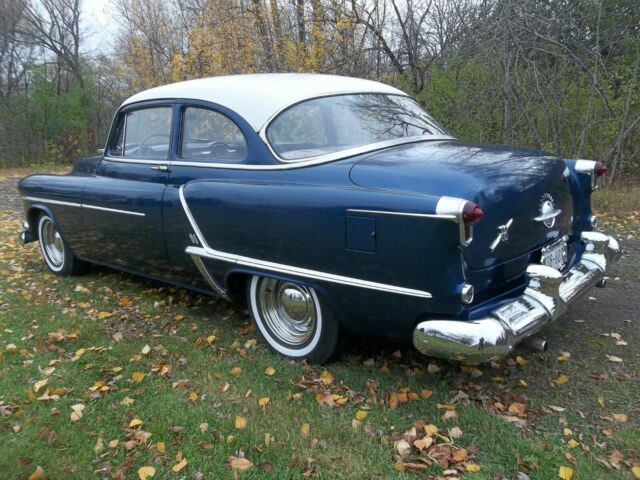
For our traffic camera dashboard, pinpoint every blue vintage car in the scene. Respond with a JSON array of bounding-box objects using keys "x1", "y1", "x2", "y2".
[{"x1": 18, "y1": 73, "x2": 620, "y2": 363}]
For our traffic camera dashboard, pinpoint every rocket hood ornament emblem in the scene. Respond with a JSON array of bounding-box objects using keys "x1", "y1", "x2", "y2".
[{"x1": 490, "y1": 218, "x2": 513, "y2": 251}]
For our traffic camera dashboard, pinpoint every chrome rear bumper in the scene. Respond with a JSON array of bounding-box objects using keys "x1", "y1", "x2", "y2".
[{"x1": 413, "y1": 232, "x2": 621, "y2": 362}]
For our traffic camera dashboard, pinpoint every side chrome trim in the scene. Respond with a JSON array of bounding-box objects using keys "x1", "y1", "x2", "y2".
[
  {"x1": 22, "y1": 196, "x2": 145, "y2": 217},
  {"x1": 178, "y1": 186, "x2": 432, "y2": 299},
  {"x1": 190, "y1": 254, "x2": 230, "y2": 301},
  {"x1": 346, "y1": 208, "x2": 456, "y2": 221}
]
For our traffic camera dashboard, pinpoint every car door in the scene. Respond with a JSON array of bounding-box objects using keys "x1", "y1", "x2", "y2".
[
  {"x1": 80, "y1": 103, "x2": 174, "y2": 277},
  {"x1": 163, "y1": 103, "x2": 252, "y2": 291}
]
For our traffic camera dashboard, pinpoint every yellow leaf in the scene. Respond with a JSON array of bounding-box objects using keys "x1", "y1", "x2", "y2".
[
  {"x1": 131, "y1": 372, "x2": 145, "y2": 383},
  {"x1": 33, "y1": 379, "x2": 48, "y2": 393},
  {"x1": 97, "y1": 311, "x2": 112, "y2": 319},
  {"x1": 138, "y1": 466, "x2": 156, "y2": 480},
  {"x1": 199, "y1": 422, "x2": 208, "y2": 433},
  {"x1": 264, "y1": 366, "x2": 275, "y2": 376},
  {"x1": 141, "y1": 344, "x2": 151, "y2": 355},
  {"x1": 156, "y1": 442, "x2": 165, "y2": 454},
  {"x1": 559, "y1": 466, "x2": 574, "y2": 480},
  {"x1": 321, "y1": 370, "x2": 333, "y2": 385},
  {"x1": 301, "y1": 423, "x2": 310, "y2": 438},
  {"x1": 174, "y1": 314, "x2": 184, "y2": 322},
  {"x1": 258, "y1": 397, "x2": 270, "y2": 407},
  {"x1": 466, "y1": 464, "x2": 481, "y2": 472},
  {"x1": 129, "y1": 418, "x2": 144, "y2": 428},
  {"x1": 355, "y1": 410, "x2": 368, "y2": 421},
  {"x1": 563, "y1": 428, "x2": 573, "y2": 436},
  {"x1": 172, "y1": 458, "x2": 187, "y2": 472},
  {"x1": 516, "y1": 356, "x2": 528, "y2": 366},
  {"x1": 234, "y1": 416, "x2": 247, "y2": 429},
  {"x1": 632, "y1": 465, "x2": 640, "y2": 479},
  {"x1": 121, "y1": 396, "x2": 134, "y2": 406},
  {"x1": 567, "y1": 439, "x2": 579, "y2": 448},
  {"x1": 424, "y1": 424, "x2": 439, "y2": 436},
  {"x1": 557, "y1": 351, "x2": 571, "y2": 361},
  {"x1": 421, "y1": 389, "x2": 433, "y2": 399},
  {"x1": 597, "y1": 394, "x2": 605, "y2": 407},
  {"x1": 108, "y1": 439, "x2": 119, "y2": 448},
  {"x1": 28, "y1": 466, "x2": 45, "y2": 480},
  {"x1": 264, "y1": 432, "x2": 272, "y2": 446},
  {"x1": 226, "y1": 435, "x2": 235, "y2": 444},
  {"x1": 230, "y1": 367, "x2": 242, "y2": 377},
  {"x1": 112, "y1": 367, "x2": 122, "y2": 373},
  {"x1": 519, "y1": 379, "x2": 529, "y2": 387},
  {"x1": 553, "y1": 374, "x2": 569, "y2": 386},
  {"x1": 189, "y1": 391, "x2": 198, "y2": 402}
]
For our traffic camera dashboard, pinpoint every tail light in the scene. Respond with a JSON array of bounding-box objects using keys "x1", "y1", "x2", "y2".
[
  {"x1": 462, "y1": 201, "x2": 484, "y2": 224},
  {"x1": 594, "y1": 162, "x2": 608, "y2": 177}
]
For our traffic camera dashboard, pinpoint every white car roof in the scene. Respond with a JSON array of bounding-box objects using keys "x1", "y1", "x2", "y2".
[{"x1": 121, "y1": 73, "x2": 408, "y2": 131}]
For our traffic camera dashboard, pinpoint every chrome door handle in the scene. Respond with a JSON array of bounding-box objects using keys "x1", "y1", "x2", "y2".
[{"x1": 150, "y1": 165, "x2": 169, "y2": 172}]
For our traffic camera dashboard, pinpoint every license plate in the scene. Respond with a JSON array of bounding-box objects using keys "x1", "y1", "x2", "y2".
[{"x1": 541, "y1": 240, "x2": 568, "y2": 270}]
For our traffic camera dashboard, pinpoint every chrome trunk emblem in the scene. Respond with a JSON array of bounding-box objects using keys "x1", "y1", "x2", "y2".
[
  {"x1": 534, "y1": 194, "x2": 561, "y2": 229},
  {"x1": 489, "y1": 218, "x2": 513, "y2": 251}
]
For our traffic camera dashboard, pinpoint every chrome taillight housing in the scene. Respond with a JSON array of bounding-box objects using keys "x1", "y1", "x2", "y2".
[
  {"x1": 575, "y1": 159, "x2": 607, "y2": 190},
  {"x1": 435, "y1": 197, "x2": 484, "y2": 246}
]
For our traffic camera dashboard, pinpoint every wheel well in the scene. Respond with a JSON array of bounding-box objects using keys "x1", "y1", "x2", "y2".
[
  {"x1": 27, "y1": 207, "x2": 45, "y2": 240},
  {"x1": 225, "y1": 272, "x2": 250, "y2": 303}
]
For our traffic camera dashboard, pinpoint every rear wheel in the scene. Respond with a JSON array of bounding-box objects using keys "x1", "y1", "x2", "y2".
[
  {"x1": 247, "y1": 276, "x2": 339, "y2": 363},
  {"x1": 37, "y1": 214, "x2": 88, "y2": 276}
]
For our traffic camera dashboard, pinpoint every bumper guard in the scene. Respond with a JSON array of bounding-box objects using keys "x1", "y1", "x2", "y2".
[{"x1": 413, "y1": 232, "x2": 621, "y2": 362}]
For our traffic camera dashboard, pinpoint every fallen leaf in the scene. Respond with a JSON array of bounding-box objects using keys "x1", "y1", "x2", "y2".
[
  {"x1": 466, "y1": 464, "x2": 480, "y2": 473},
  {"x1": 121, "y1": 396, "x2": 135, "y2": 406},
  {"x1": 421, "y1": 389, "x2": 433, "y2": 399},
  {"x1": 553, "y1": 374, "x2": 569, "y2": 386},
  {"x1": 516, "y1": 356, "x2": 528, "y2": 366},
  {"x1": 632, "y1": 465, "x2": 640, "y2": 479},
  {"x1": 199, "y1": 422, "x2": 208, "y2": 433},
  {"x1": 597, "y1": 394, "x2": 605, "y2": 408},
  {"x1": 230, "y1": 367, "x2": 242, "y2": 377},
  {"x1": 129, "y1": 418, "x2": 144, "y2": 428},
  {"x1": 234, "y1": 416, "x2": 247, "y2": 429},
  {"x1": 28, "y1": 466, "x2": 44, "y2": 480},
  {"x1": 613, "y1": 413, "x2": 628, "y2": 423},
  {"x1": 567, "y1": 439, "x2": 579, "y2": 449},
  {"x1": 131, "y1": 372, "x2": 145, "y2": 383},
  {"x1": 70, "y1": 403, "x2": 85, "y2": 422},
  {"x1": 258, "y1": 397, "x2": 270, "y2": 407},
  {"x1": 301, "y1": 423, "x2": 310, "y2": 438},
  {"x1": 606, "y1": 355, "x2": 623, "y2": 363},
  {"x1": 141, "y1": 344, "x2": 151, "y2": 355},
  {"x1": 355, "y1": 410, "x2": 368, "y2": 421},
  {"x1": 449, "y1": 426, "x2": 463, "y2": 439},
  {"x1": 559, "y1": 466, "x2": 574, "y2": 480},
  {"x1": 549, "y1": 405, "x2": 566, "y2": 412},
  {"x1": 33, "y1": 379, "x2": 48, "y2": 393},
  {"x1": 557, "y1": 352, "x2": 571, "y2": 361},
  {"x1": 264, "y1": 366, "x2": 275, "y2": 376},
  {"x1": 136, "y1": 464, "x2": 156, "y2": 479},
  {"x1": 156, "y1": 442, "x2": 165, "y2": 454},
  {"x1": 321, "y1": 370, "x2": 333, "y2": 385},
  {"x1": 172, "y1": 458, "x2": 187, "y2": 473},
  {"x1": 228, "y1": 456, "x2": 253, "y2": 471}
]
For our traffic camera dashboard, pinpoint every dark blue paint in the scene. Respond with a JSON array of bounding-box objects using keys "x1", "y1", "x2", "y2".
[{"x1": 17, "y1": 98, "x2": 596, "y2": 345}]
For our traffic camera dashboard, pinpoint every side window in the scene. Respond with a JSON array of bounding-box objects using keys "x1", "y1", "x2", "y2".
[
  {"x1": 109, "y1": 107, "x2": 172, "y2": 159},
  {"x1": 180, "y1": 107, "x2": 247, "y2": 162}
]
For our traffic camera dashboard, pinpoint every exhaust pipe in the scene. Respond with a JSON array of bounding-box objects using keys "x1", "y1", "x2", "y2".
[
  {"x1": 520, "y1": 336, "x2": 548, "y2": 353},
  {"x1": 596, "y1": 277, "x2": 607, "y2": 288}
]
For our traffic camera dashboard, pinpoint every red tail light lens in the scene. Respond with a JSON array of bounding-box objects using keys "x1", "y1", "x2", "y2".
[
  {"x1": 594, "y1": 162, "x2": 608, "y2": 177},
  {"x1": 462, "y1": 201, "x2": 484, "y2": 224}
]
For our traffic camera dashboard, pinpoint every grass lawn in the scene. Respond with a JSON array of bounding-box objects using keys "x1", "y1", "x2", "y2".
[{"x1": 1, "y1": 175, "x2": 639, "y2": 479}]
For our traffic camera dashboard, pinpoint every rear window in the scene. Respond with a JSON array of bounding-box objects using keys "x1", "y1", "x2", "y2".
[{"x1": 266, "y1": 94, "x2": 447, "y2": 161}]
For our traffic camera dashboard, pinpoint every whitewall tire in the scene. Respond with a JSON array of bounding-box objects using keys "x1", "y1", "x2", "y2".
[
  {"x1": 247, "y1": 276, "x2": 339, "y2": 363},
  {"x1": 37, "y1": 214, "x2": 87, "y2": 276}
]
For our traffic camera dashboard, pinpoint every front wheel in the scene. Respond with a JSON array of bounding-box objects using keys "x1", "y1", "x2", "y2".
[
  {"x1": 247, "y1": 276, "x2": 339, "y2": 363},
  {"x1": 37, "y1": 214, "x2": 88, "y2": 276}
]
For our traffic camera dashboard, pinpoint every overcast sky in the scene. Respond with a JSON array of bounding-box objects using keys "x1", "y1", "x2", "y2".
[{"x1": 80, "y1": 0, "x2": 119, "y2": 55}]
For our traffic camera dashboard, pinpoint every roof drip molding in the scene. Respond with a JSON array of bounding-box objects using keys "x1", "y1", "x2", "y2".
[{"x1": 121, "y1": 73, "x2": 407, "y2": 131}]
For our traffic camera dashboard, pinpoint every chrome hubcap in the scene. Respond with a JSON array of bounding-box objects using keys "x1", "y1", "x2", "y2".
[
  {"x1": 258, "y1": 279, "x2": 316, "y2": 346},
  {"x1": 42, "y1": 219, "x2": 64, "y2": 268}
]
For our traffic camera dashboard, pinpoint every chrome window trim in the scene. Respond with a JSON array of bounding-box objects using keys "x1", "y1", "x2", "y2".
[
  {"x1": 258, "y1": 91, "x2": 452, "y2": 164},
  {"x1": 105, "y1": 135, "x2": 453, "y2": 171},
  {"x1": 178, "y1": 186, "x2": 432, "y2": 299},
  {"x1": 22, "y1": 196, "x2": 145, "y2": 217}
]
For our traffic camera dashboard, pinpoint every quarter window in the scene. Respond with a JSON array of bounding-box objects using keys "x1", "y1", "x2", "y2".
[
  {"x1": 180, "y1": 107, "x2": 247, "y2": 162},
  {"x1": 111, "y1": 107, "x2": 173, "y2": 159}
]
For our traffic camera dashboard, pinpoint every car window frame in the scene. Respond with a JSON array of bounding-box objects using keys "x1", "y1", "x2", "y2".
[
  {"x1": 106, "y1": 103, "x2": 175, "y2": 161},
  {"x1": 177, "y1": 104, "x2": 248, "y2": 164}
]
